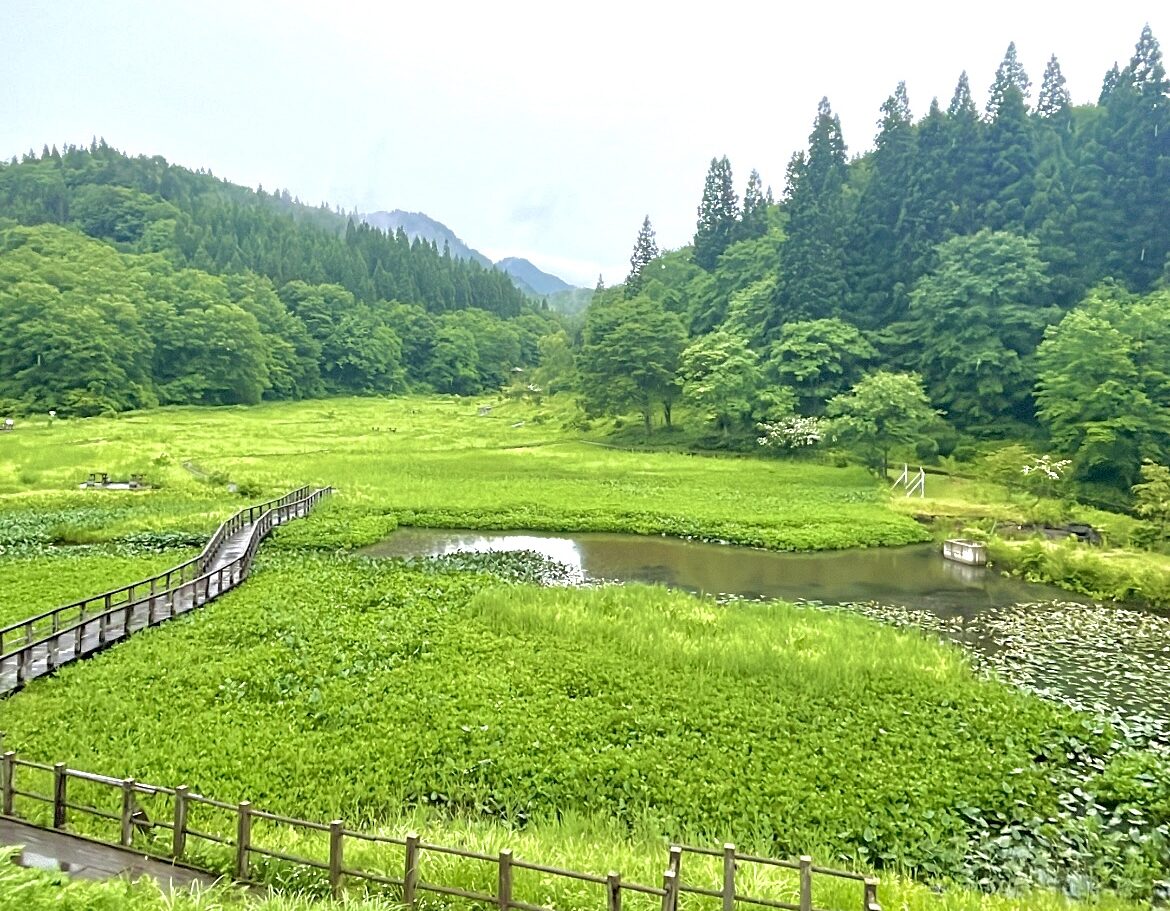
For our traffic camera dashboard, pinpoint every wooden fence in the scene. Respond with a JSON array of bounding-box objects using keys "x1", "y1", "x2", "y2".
[
  {"x1": 0, "y1": 486, "x2": 331, "y2": 695},
  {"x1": 0, "y1": 753, "x2": 880, "y2": 911}
]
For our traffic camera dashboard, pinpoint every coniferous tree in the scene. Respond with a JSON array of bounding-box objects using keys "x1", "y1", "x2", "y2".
[
  {"x1": 983, "y1": 82, "x2": 1037, "y2": 231},
  {"x1": 738, "y1": 169, "x2": 768, "y2": 241},
  {"x1": 770, "y1": 98, "x2": 849, "y2": 333},
  {"x1": 944, "y1": 72, "x2": 986, "y2": 234},
  {"x1": 986, "y1": 42, "x2": 1032, "y2": 119},
  {"x1": 1097, "y1": 25, "x2": 1170, "y2": 289},
  {"x1": 847, "y1": 82, "x2": 916, "y2": 327},
  {"x1": 896, "y1": 98, "x2": 952, "y2": 284},
  {"x1": 1037, "y1": 55, "x2": 1072, "y2": 118},
  {"x1": 626, "y1": 215, "x2": 659, "y2": 298},
  {"x1": 1100, "y1": 63, "x2": 1121, "y2": 103},
  {"x1": 693, "y1": 156, "x2": 739, "y2": 270}
]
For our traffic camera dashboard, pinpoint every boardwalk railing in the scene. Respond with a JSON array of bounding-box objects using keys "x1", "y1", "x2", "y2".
[
  {"x1": 0, "y1": 753, "x2": 880, "y2": 911},
  {"x1": 0, "y1": 486, "x2": 331, "y2": 695}
]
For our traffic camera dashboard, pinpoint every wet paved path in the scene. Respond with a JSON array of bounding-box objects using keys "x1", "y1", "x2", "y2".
[{"x1": 0, "y1": 817, "x2": 222, "y2": 888}]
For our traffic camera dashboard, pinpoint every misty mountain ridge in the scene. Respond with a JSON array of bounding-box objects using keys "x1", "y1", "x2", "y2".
[{"x1": 360, "y1": 209, "x2": 580, "y2": 296}]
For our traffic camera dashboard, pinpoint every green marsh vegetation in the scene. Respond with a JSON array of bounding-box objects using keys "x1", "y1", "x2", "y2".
[{"x1": 0, "y1": 399, "x2": 1167, "y2": 909}]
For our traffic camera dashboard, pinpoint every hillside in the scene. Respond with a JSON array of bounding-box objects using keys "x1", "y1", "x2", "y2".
[
  {"x1": 0, "y1": 143, "x2": 563, "y2": 415},
  {"x1": 496, "y1": 256, "x2": 575, "y2": 296},
  {"x1": 361, "y1": 210, "x2": 580, "y2": 298},
  {"x1": 361, "y1": 209, "x2": 492, "y2": 267}
]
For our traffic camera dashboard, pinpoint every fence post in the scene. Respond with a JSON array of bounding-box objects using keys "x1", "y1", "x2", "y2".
[
  {"x1": 498, "y1": 848, "x2": 513, "y2": 911},
  {"x1": 722, "y1": 844, "x2": 736, "y2": 911},
  {"x1": 863, "y1": 877, "x2": 880, "y2": 911},
  {"x1": 668, "y1": 845, "x2": 682, "y2": 877},
  {"x1": 404, "y1": 832, "x2": 420, "y2": 908},
  {"x1": 235, "y1": 801, "x2": 252, "y2": 880},
  {"x1": 52, "y1": 763, "x2": 67, "y2": 829},
  {"x1": 798, "y1": 856, "x2": 812, "y2": 911},
  {"x1": 173, "y1": 785, "x2": 189, "y2": 858},
  {"x1": 662, "y1": 869, "x2": 679, "y2": 911},
  {"x1": 2, "y1": 751, "x2": 15, "y2": 815},
  {"x1": 120, "y1": 779, "x2": 136, "y2": 846},
  {"x1": 329, "y1": 820, "x2": 344, "y2": 899},
  {"x1": 607, "y1": 872, "x2": 622, "y2": 911}
]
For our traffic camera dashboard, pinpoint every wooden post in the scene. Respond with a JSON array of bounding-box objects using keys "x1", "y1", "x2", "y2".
[
  {"x1": 52, "y1": 763, "x2": 67, "y2": 829},
  {"x1": 498, "y1": 848, "x2": 513, "y2": 911},
  {"x1": 235, "y1": 801, "x2": 252, "y2": 880},
  {"x1": 120, "y1": 779, "x2": 136, "y2": 846},
  {"x1": 668, "y1": 845, "x2": 682, "y2": 877},
  {"x1": 173, "y1": 785, "x2": 189, "y2": 858},
  {"x1": 607, "y1": 872, "x2": 622, "y2": 911},
  {"x1": 329, "y1": 820, "x2": 344, "y2": 898},
  {"x1": 798, "y1": 856, "x2": 813, "y2": 911},
  {"x1": 403, "y1": 832, "x2": 420, "y2": 908},
  {"x1": 662, "y1": 869, "x2": 678, "y2": 911},
  {"x1": 863, "y1": 877, "x2": 880, "y2": 911},
  {"x1": 722, "y1": 844, "x2": 736, "y2": 911},
  {"x1": 2, "y1": 751, "x2": 15, "y2": 815}
]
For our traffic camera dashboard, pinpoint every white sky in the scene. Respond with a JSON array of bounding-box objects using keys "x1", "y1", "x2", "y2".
[{"x1": 1, "y1": 1, "x2": 1164, "y2": 286}]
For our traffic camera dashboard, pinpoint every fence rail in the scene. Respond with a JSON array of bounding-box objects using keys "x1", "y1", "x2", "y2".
[
  {"x1": 0, "y1": 753, "x2": 880, "y2": 911},
  {"x1": 0, "y1": 486, "x2": 331, "y2": 695}
]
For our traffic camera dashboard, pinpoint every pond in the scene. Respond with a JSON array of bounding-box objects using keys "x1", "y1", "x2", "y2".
[{"x1": 363, "y1": 529, "x2": 1170, "y2": 750}]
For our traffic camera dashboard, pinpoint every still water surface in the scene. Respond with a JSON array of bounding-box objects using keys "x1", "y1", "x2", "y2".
[
  {"x1": 363, "y1": 528, "x2": 1083, "y2": 616},
  {"x1": 364, "y1": 529, "x2": 1170, "y2": 739}
]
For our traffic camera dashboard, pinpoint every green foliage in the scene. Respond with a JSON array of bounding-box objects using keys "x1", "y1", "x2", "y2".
[
  {"x1": 764, "y1": 318, "x2": 877, "y2": 415},
  {"x1": 0, "y1": 149, "x2": 555, "y2": 414},
  {"x1": 4, "y1": 558, "x2": 1163, "y2": 895},
  {"x1": 678, "y1": 330, "x2": 761, "y2": 433},
  {"x1": 693, "y1": 156, "x2": 739, "y2": 270},
  {"x1": 1132, "y1": 460, "x2": 1170, "y2": 545},
  {"x1": 1035, "y1": 285, "x2": 1170, "y2": 490},
  {"x1": 902, "y1": 230, "x2": 1055, "y2": 429},
  {"x1": 579, "y1": 296, "x2": 686, "y2": 433},
  {"x1": 827, "y1": 371, "x2": 937, "y2": 476}
]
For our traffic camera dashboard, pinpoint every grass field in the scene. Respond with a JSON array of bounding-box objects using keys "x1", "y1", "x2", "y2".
[
  {"x1": 0, "y1": 397, "x2": 929, "y2": 551},
  {"x1": 0, "y1": 397, "x2": 1166, "y2": 909}
]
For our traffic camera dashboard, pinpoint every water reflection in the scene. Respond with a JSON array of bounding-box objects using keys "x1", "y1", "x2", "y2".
[
  {"x1": 363, "y1": 529, "x2": 1170, "y2": 738},
  {"x1": 363, "y1": 529, "x2": 1082, "y2": 616}
]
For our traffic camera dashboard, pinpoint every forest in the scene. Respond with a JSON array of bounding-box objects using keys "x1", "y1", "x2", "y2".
[
  {"x1": 582, "y1": 27, "x2": 1170, "y2": 501},
  {"x1": 0, "y1": 141, "x2": 554, "y2": 411},
  {"x1": 1, "y1": 27, "x2": 1168, "y2": 504}
]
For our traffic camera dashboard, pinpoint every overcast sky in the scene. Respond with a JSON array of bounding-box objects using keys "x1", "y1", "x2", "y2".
[{"x1": 2, "y1": 1, "x2": 1164, "y2": 286}]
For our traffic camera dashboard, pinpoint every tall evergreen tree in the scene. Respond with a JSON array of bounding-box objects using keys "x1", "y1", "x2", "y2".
[
  {"x1": 986, "y1": 42, "x2": 1032, "y2": 119},
  {"x1": 738, "y1": 168, "x2": 768, "y2": 241},
  {"x1": 846, "y1": 82, "x2": 916, "y2": 327},
  {"x1": 1100, "y1": 63, "x2": 1121, "y2": 103},
  {"x1": 1096, "y1": 25, "x2": 1170, "y2": 289},
  {"x1": 944, "y1": 72, "x2": 986, "y2": 234},
  {"x1": 626, "y1": 215, "x2": 659, "y2": 298},
  {"x1": 1037, "y1": 55, "x2": 1071, "y2": 118},
  {"x1": 693, "y1": 156, "x2": 739, "y2": 270},
  {"x1": 770, "y1": 99, "x2": 849, "y2": 333},
  {"x1": 983, "y1": 82, "x2": 1037, "y2": 231}
]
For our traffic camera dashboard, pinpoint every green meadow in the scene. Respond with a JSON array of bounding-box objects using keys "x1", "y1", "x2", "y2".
[{"x1": 0, "y1": 397, "x2": 1166, "y2": 909}]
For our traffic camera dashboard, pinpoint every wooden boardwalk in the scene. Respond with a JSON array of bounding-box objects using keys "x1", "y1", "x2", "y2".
[{"x1": 0, "y1": 486, "x2": 331, "y2": 696}]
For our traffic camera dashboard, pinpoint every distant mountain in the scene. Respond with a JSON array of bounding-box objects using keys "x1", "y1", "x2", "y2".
[
  {"x1": 495, "y1": 257, "x2": 574, "y2": 297},
  {"x1": 360, "y1": 210, "x2": 583, "y2": 298},
  {"x1": 361, "y1": 210, "x2": 492, "y2": 268}
]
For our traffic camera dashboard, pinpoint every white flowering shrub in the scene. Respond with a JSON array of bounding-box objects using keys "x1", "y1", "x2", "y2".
[{"x1": 757, "y1": 416, "x2": 825, "y2": 450}]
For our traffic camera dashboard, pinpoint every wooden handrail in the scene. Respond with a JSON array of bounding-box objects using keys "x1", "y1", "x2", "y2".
[
  {"x1": 0, "y1": 488, "x2": 331, "y2": 693},
  {"x1": 0, "y1": 750, "x2": 878, "y2": 911},
  {"x1": 0, "y1": 486, "x2": 313, "y2": 655}
]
